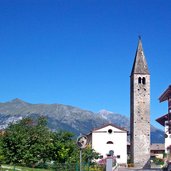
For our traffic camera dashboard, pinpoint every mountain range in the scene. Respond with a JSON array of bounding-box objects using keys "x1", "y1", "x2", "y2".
[{"x1": 0, "y1": 98, "x2": 164, "y2": 143}]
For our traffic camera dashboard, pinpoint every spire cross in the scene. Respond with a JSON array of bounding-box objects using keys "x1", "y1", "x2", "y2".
[{"x1": 138, "y1": 35, "x2": 141, "y2": 40}]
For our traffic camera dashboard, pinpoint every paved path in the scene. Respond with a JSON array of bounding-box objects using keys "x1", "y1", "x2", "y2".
[{"x1": 117, "y1": 167, "x2": 162, "y2": 171}]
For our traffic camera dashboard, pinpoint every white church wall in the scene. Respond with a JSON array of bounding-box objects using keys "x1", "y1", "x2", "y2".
[{"x1": 92, "y1": 125, "x2": 127, "y2": 164}]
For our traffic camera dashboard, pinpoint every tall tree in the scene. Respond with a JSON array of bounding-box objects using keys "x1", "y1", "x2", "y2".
[{"x1": 2, "y1": 117, "x2": 52, "y2": 166}]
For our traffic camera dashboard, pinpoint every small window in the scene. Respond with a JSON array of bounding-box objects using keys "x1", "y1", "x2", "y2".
[
  {"x1": 142, "y1": 77, "x2": 146, "y2": 84},
  {"x1": 138, "y1": 77, "x2": 141, "y2": 84},
  {"x1": 108, "y1": 129, "x2": 113, "y2": 134},
  {"x1": 107, "y1": 141, "x2": 113, "y2": 144}
]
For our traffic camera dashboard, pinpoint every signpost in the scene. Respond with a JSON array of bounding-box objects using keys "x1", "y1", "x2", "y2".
[{"x1": 76, "y1": 135, "x2": 88, "y2": 171}]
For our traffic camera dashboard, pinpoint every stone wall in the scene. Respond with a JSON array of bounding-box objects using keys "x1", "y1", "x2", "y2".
[{"x1": 130, "y1": 74, "x2": 150, "y2": 168}]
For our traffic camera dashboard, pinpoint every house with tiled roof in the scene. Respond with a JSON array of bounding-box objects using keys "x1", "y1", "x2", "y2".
[
  {"x1": 150, "y1": 144, "x2": 165, "y2": 159},
  {"x1": 156, "y1": 85, "x2": 171, "y2": 154}
]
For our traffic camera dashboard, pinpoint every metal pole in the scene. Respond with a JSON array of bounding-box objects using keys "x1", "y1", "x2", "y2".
[{"x1": 80, "y1": 149, "x2": 82, "y2": 171}]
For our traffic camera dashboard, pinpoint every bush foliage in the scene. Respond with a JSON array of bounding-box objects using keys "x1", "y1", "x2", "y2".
[{"x1": 0, "y1": 117, "x2": 100, "y2": 168}]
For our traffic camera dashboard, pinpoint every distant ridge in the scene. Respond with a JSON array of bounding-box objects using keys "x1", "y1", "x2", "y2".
[{"x1": 0, "y1": 99, "x2": 164, "y2": 143}]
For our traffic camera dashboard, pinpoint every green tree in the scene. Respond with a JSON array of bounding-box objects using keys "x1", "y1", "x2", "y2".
[
  {"x1": 2, "y1": 118, "x2": 31, "y2": 164},
  {"x1": 50, "y1": 131, "x2": 77, "y2": 163},
  {"x1": 50, "y1": 132, "x2": 100, "y2": 165},
  {"x1": 82, "y1": 145, "x2": 100, "y2": 164},
  {"x1": 1, "y1": 117, "x2": 100, "y2": 168},
  {"x1": 0, "y1": 134, "x2": 5, "y2": 164},
  {"x1": 23, "y1": 117, "x2": 52, "y2": 167},
  {"x1": 2, "y1": 117, "x2": 52, "y2": 166}
]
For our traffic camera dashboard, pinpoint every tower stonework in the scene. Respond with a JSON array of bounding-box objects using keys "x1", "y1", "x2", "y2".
[{"x1": 130, "y1": 38, "x2": 150, "y2": 168}]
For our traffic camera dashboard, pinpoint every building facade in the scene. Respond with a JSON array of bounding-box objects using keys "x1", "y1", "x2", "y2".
[
  {"x1": 130, "y1": 38, "x2": 151, "y2": 168},
  {"x1": 89, "y1": 124, "x2": 127, "y2": 165},
  {"x1": 150, "y1": 144, "x2": 165, "y2": 159},
  {"x1": 156, "y1": 85, "x2": 171, "y2": 154},
  {"x1": 156, "y1": 113, "x2": 171, "y2": 154}
]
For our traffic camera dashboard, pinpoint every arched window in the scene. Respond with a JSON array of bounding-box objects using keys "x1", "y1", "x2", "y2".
[
  {"x1": 107, "y1": 141, "x2": 113, "y2": 144},
  {"x1": 142, "y1": 77, "x2": 146, "y2": 84},
  {"x1": 138, "y1": 77, "x2": 141, "y2": 84}
]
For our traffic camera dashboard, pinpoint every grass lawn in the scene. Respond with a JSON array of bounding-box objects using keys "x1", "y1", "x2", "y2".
[
  {"x1": 1, "y1": 164, "x2": 104, "y2": 171},
  {"x1": 1, "y1": 165, "x2": 53, "y2": 171}
]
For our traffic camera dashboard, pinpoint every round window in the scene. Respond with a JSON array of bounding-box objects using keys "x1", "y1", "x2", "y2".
[{"x1": 108, "y1": 129, "x2": 113, "y2": 134}]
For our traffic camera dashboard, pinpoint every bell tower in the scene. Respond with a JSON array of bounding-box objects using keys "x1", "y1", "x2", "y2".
[{"x1": 130, "y1": 37, "x2": 150, "y2": 168}]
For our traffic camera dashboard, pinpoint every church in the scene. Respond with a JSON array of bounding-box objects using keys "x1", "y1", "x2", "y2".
[
  {"x1": 88, "y1": 37, "x2": 151, "y2": 168},
  {"x1": 87, "y1": 123, "x2": 127, "y2": 165}
]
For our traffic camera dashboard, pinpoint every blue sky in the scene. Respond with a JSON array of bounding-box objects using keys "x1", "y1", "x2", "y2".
[{"x1": 0, "y1": 0, "x2": 170, "y2": 129}]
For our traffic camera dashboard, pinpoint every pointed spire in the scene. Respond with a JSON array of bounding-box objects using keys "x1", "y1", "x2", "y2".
[{"x1": 131, "y1": 37, "x2": 150, "y2": 75}]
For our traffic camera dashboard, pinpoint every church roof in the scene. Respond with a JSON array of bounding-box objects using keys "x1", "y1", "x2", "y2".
[
  {"x1": 131, "y1": 37, "x2": 150, "y2": 75},
  {"x1": 150, "y1": 143, "x2": 165, "y2": 151}
]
